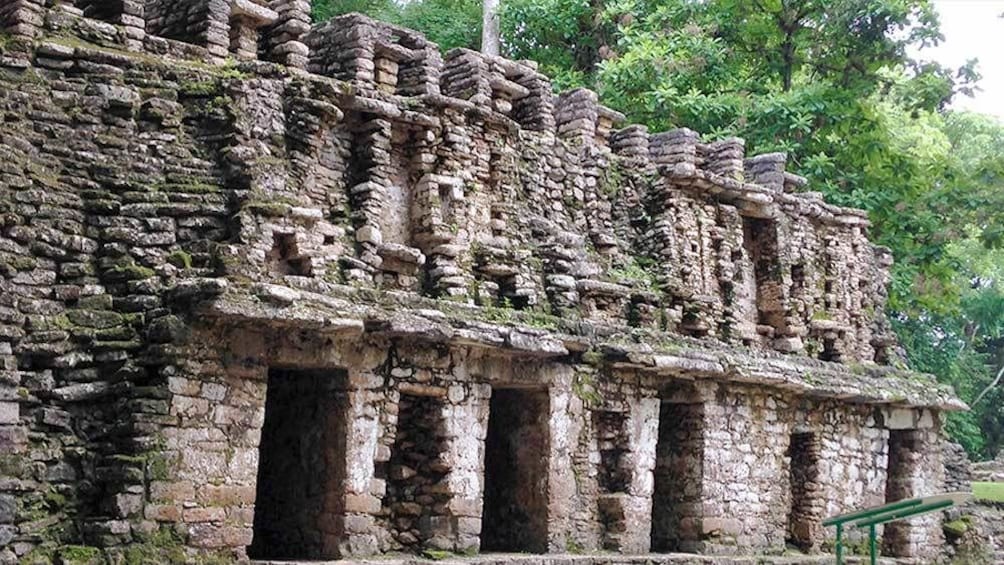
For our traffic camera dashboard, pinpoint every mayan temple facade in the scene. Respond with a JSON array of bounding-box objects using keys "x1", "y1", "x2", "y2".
[{"x1": 0, "y1": 2, "x2": 965, "y2": 564}]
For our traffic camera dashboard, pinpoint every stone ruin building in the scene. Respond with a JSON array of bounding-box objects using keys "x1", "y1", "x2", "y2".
[{"x1": 0, "y1": 2, "x2": 966, "y2": 564}]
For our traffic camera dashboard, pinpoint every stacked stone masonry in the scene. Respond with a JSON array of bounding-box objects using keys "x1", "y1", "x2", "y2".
[{"x1": 0, "y1": 4, "x2": 964, "y2": 565}]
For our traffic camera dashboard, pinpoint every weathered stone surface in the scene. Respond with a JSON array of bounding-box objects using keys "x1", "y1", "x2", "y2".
[{"x1": 0, "y1": 5, "x2": 959, "y2": 565}]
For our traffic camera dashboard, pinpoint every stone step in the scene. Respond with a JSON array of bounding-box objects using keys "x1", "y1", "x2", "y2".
[{"x1": 250, "y1": 552, "x2": 907, "y2": 565}]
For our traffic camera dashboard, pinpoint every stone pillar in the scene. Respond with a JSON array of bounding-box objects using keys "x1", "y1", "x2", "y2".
[
  {"x1": 615, "y1": 395, "x2": 659, "y2": 553},
  {"x1": 0, "y1": 341, "x2": 24, "y2": 565},
  {"x1": 0, "y1": 0, "x2": 43, "y2": 39},
  {"x1": 705, "y1": 137, "x2": 746, "y2": 180},
  {"x1": 438, "y1": 382, "x2": 491, "y2": 552},
  {"x1": 0, "y1": 0, "x2": 43, "y2": 66},
  {"x1": 75, "y1": 0, "x2": 146, "y2": 49},
  {"x1": 263, "y1": 0, "x2": 311, "y2": 68},
  {"x1": 698, "y1": 384, "x2": 791, "y2": 554},
  {"x1": 745, "y1": 152, "x2": 787, "y2": 191},
  {"x1": 650, "y1": 128, "x2": 699, "y2": 175},
  {"x1": 545, "y1": 368, "x2": 576, "y2": 552},
  {"x1": 555, "y1": 88, "x2": 599, "y2": 144},
  {"x1": 882, "y1": 408, "x2": 944, "y2": 560},
  {"x1": 332, "y1": 375, "x2": 383, "y2": 557},
  {"x1": 229, "y1": 0, "x2": 279, "y2": 61}
]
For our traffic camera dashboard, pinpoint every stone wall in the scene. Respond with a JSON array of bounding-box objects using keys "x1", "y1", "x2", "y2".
[{"x1": 0, "y1": 5, "x2": 963, "y2": 564}]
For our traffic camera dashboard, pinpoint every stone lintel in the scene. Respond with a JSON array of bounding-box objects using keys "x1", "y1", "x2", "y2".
[{"x1": 231, "y1": 0, "x2": 278, "y2": 27}]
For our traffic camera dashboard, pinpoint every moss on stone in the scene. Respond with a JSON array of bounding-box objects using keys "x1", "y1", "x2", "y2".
[
  {"x1": 7, "y1": 255, "x2": 38, "y2": 271},
  {"x1": 572, "y1": 370, "x2": 602, "y2": 407},
  {"x1": 0, "y1": 455, "x2": 26, "y2": 477},
  {"x1": 64, "y1": 309, "x2": 124, "y2": 330},
  {"x1": 105, "y1": 262, "x2": 156, "y2": 281},
  {"x1": 166, "y1": 251, "x2": 193, "y2": 270},
  {"x1": 247, "y1": 202, "x2": 290, "y2": 217},
  {"x1": 178, "y1": 80, "x2": 219, "y2": 97},
  {"x1": 420, "y1": 549, "x2": 453, "y2": 561},
  {"x1": 581, "y1": 350, "x2": 604, "y2": 367},
  {"x1": 17, "y1": 545, "x2": 55, "y2": 565},
  {"x1": 943, "y1": 517, "x2": 970, "y2": 538},
  {"x1": 146, "y1": 453, "x2": 174, "y2": 481},
  {"x1": 57, "y1": 545, "x2": 105, "y2": 565},
  {"x1": 123, "y1": 528, "x2": 187, "y2": 565}
]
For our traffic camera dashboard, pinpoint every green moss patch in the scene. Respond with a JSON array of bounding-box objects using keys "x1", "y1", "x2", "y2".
[{"x1": 57, "y1": 545, "x2": 105, "y2": 565}]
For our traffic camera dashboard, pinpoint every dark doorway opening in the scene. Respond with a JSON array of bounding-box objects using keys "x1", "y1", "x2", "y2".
[
  {"x1": 787, "y1": 432, "x2": 822, "y2": 550},
  {"x1": 249, "y1": 368, "x2": 348, "y2": 560},
  {"x1": 651, "y1": 401, "x2": 704, "y2": 553},
  {"x1": 480, "y1": 388, "x2": 550, "y2": 553}
]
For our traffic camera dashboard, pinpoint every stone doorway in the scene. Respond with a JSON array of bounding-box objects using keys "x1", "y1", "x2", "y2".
[
  {"x1": 380, "y1": 392, "x2": 451, "y2": 551},
  {"x1": 786, "y1": 431, "x2": 822, "y2": 550},
  {"x1": 248, "y1": 368, "x2": 349, "y2": 560},
  {"x1": 480, "y1": 388, "x2": 550, "y2": 553},
  {"x1": 651, "y1": 401, "x2": 704, "y2": 552}
]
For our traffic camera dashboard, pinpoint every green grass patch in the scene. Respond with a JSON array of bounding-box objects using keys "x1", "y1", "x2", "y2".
[{"x1": 972, "y1": 481, "x2": 1004, "y2": 502}]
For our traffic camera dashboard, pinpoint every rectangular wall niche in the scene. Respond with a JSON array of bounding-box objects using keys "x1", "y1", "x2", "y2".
[
  {"x1": 883, "y1": 429, "x2": 921, "y2": 556},
  {"x1": 481, "y1": 388, "x2": 550, "y2": 553},
  {"x1": 786, "y1": 432, "x2": 823, "y2": 550},
  {"x1": 593, "y1": 410, "x2": 632, "y2": 550},
  {"x1": 651, "y1": 401, "x2": 704, "y2": 552},
  {"x1": 380, "y1": 393, "x2": 450, "y2": 551},
  {"x1": 249, "y1": 368, "x2": 349, "y2": 560},
  {"x1": 594, "y1": 411, "x2": 630, "y2": 494},
  {"x1": 742, "y1": 216, "x2": 785, "y2": 335}
]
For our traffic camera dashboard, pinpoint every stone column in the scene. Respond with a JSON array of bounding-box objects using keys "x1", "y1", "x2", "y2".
[
  {"x1": 0, "y1": 0, "x2": 43, "y2": 39},
  {"x1": 698, "y1": 384, "x2": 791, "y2": 554},
  {"x1": 229, "y1": 0, "x2": 280, "y2": 61},
  {"x1": 545, "y1": 368, "x2": 576, "y2": 552},
  {"x1": 0, "y1": 341, "x2": 24, "y2": 564},
  {"x1": 438, "y1": 382, "x2": 491, "y2": 552},
  {"x1": 610, "y1": 394, "x2": 659, "y2": 553},
  {"x1": 0, "y1": 0, "x2": 43, "y2": 67},
  {"x1": 263, "y1": 0, "x2": 311, "y2": 68},
  {"x1": 882, "y1": 408, "x2": 944, "y2": 560},
  {"x1": 330, "y1": 373, "x2": 384, "y2": 557}
]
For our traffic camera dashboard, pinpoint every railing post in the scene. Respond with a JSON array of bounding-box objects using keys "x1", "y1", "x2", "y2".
[
  {"x1": 869, "y1": 524, "x2": 877, "y2": 565},
  {"x1": 835, "y1": 523, "x2": 843, "y2": 565}
]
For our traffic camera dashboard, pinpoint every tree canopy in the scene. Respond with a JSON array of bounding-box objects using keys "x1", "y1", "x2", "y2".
[{"x1": 311, "y1": 0, "x2": 1004, "y2": 459}]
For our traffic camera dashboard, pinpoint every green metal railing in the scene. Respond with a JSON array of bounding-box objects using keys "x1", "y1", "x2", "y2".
[{"x1": 822, "y1": 492, "x2": 970, "y2": 565}]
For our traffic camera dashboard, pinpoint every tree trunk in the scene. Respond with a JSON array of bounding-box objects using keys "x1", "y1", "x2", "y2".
[{"x1": 482, "y1": 0, "x2": 500, "y2": 56}]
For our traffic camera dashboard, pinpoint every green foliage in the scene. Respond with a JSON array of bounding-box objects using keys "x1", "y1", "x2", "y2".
[{"x1": 311, "y1": 0, "x2": 482, "y2": 50}]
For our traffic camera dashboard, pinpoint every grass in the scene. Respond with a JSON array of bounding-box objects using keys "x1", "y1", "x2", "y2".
[{"x1": 972, "y1": 481, "x2": 1004, "y2": 502}]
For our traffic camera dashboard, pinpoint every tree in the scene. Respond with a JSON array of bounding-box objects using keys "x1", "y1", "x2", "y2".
[{"x1": 482, "y1": 0, "x2": 501, "y2": 55}]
